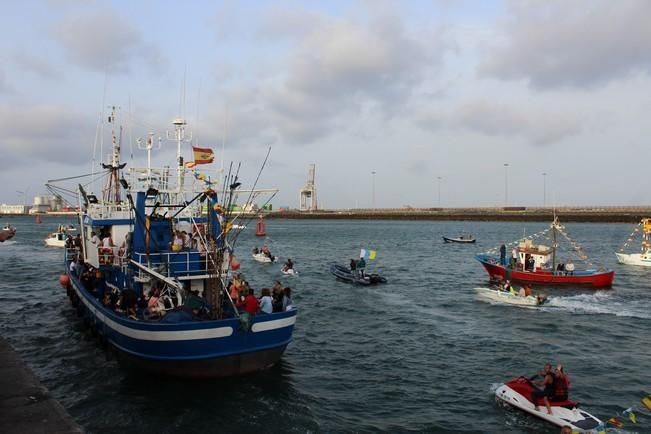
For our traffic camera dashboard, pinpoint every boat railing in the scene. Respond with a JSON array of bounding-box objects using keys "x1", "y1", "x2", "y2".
[
  {"x1": 131, "y1": 250, "x2": 213, "y2": 278},
  {"x1": 86, "y1": 203, "x2": 132, "y2": 220},
  {"x1": 126, "y1": 167, "x2": 211, "y2": 196}
]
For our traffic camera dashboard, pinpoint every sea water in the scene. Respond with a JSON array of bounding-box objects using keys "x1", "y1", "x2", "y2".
[{"x1": 1, "y1": 216, "x2": 649, "y2": 433}]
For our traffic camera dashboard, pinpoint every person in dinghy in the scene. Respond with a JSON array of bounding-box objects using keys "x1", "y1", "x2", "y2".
[{"x1": 261, "y1": 245, "x2": 275, "y2": 261}]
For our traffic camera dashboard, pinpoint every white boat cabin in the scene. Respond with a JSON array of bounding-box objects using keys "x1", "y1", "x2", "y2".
[{"x1": 513, "y1": 239, "x2": 552, "y2": 271}]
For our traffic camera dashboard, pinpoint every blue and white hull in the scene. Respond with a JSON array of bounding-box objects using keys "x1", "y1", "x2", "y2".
[{"x1": 65, "y1": 265, "x2": 296, "y2": 378}]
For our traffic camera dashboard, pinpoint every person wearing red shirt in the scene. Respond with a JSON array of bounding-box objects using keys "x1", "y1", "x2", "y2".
[{"x1": 243, "y1": 288, "x2": 259, "y2": 315}]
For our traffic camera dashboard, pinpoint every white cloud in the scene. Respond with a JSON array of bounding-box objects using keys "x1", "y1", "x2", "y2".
[
  {"x1": 0, "y1": 104, "x2": 95, "y2": 167},
  {"x1": 212, "y1": 7, "x2": 447, "y2": 146},
  {"x1": 0, "y1": 68, "x2": 9, "y2": 94},
  {"x1": 417, "y1": 99, "x2": 581, "y2": 146},
  {"x1": 12, "y1": 51, "x2": 61, "y2": 79},
  {"x1": 479, "y1": 0, "x2": 651, "y2": 89},
  {"x1": 52, "y1": 9, "x2": 163, "y2": 74}
]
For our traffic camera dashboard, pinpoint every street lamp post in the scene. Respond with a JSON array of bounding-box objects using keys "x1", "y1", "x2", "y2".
[
  {"x1": 437, "y1": 176, "x2": 442, "y2": 207},
  {"x1": 371, "y1": 171, "x2": 376, "y2": 208},
  {"x1": 542, "y1": 172, "x2": 547, "y2": 207},
  {"x1": 503, "y1": 163, "x2": 509, "y2": 207}
]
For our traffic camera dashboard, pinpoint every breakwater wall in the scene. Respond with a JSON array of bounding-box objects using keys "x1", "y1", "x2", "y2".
[
  {"x1": 0, "y1": 337, "x2": 83, "y2": 433},
  {"x1": 266, "y1": 207, "x2": 651, "y2": 223}
]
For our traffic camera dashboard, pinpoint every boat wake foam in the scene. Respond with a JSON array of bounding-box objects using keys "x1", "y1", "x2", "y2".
[{"x1": 545, "y1": 292, "x2": 651, "y2": 319}]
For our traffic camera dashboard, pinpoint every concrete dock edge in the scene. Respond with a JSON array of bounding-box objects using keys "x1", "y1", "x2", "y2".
[{"x1": 0, "y1": 337, "x2": 83, "y2": 434}]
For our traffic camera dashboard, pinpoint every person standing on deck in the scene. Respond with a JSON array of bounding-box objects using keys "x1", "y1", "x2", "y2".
[
  {"x1": 350, "y1": 258, "x2": 357, "y2": 273},
  {"x1": 511, "y1": 247, "x2": 518, "y2": 268},
  {"x1": 565, "y1": 261, "x2": 575, "y2": 276},
  {"x1": 500, "y1": 243, "x2": 506, "y2": 266},
  {"x1": 357, "y1": 256, "x2": 366, "y2": 278}
]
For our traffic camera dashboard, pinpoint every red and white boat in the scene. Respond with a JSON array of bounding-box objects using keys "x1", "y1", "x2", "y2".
[
  {"x1": 495, "y1": 376, "x2": 603, "y2": 433},
  {"x1": 476, "y1": 218, "x2": 614, "y2": 288},
  {"x1": 0, "y1": 224, "x2": 16, "y2": 242}
]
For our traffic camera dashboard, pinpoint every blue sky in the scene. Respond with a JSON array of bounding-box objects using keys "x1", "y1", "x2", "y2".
[{"x1": 2, "y1": 0, "x2": 651, "y2": 208}]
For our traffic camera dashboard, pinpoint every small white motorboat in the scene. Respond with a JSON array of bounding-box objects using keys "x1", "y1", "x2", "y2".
[
  {"x1": 45, "y1": 224, "x2": 76, "y2": 247},
  {"x1": 615, "y1": 251, "x2": 651, "y2": 267},
  {"x1": 495, "y1": 376, "x2": 603, "y2": 433},
  {"x1": 252, "y1": 252, "x2": 277, "y2": 263},
  {"x1": 615, "y1": 218, "x2": 651, "y2": 267},
  {"x1": 281, "y1": 267, "x2": 298, "y2": 276},
  {"x1": 475, "y1": 287, "x2": 546, "y2": 307}
]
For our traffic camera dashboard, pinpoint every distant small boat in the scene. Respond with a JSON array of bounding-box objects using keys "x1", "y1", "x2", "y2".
[
  {"x1": 0, "y1": 224, "x2": 16, "y2": 242},
  {"x1": 616, "y1": 218, "x2": 651, "y2": 267},
  {"x1": 252, "y1": 252, "x2": 277, "y2": 263},
  {"x1": 443, "y1": 234, "x2": 476, "y2": 243},
  {"x1": 329, "y1": 263, "x2": 387, "y2": 285},
  {"x1": 45, "y1": 224, "x2": 76, "y2": 247}
]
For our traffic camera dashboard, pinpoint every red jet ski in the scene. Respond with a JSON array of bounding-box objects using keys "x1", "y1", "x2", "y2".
[{"x1": 495, "y1": 376, "x2": 603, "y2": 433}]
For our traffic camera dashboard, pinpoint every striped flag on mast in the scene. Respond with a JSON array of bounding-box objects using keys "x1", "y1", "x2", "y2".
[{"x1": 185, "y1": 146, "x2": 215, "y2": 168}]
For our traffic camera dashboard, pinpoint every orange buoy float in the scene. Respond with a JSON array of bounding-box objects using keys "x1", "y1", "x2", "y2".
[
  {"x1": 255, "y1": 216, "x2": 266, "y2": 237},
  {"x1": 59, "y1": 274, "x2": 71, "y2": 289}
]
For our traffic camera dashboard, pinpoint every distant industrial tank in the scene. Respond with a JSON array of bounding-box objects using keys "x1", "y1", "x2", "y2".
[{"x1": 32, "y1": 195, "x2": 49, "y2": 206}]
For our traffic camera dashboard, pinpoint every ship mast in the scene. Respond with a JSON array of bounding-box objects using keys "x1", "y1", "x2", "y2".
[
  {"x1": 551, "y1": 216, "x2": 559, "y2": 270},
  {"x1": 101, "y1": 106, "x2": 126, "y2": 204},
  {"x1": 166, "y1": 117, "x2": 192, "y2": 204}
]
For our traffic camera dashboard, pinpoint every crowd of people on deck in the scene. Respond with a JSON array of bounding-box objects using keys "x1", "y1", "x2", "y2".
[
  {"x1": 227, "y1": 275, "x2": 293, "y2": 316},
  {"x1": 69, "y1": 246, "x2": 294, "y2": 322},
  {"x1": 531, "y1": 363, "x2": 571, "y2": 415}
]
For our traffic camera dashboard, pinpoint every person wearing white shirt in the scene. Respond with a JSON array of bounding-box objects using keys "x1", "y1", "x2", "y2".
[{"x1": 259, "y1": 288, "x2": 273, "y2": 314}]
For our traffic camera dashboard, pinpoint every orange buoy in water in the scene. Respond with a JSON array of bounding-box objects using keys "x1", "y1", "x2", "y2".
[
  {"x1": 255, "y1": 216, "x2": 266, "y2": 237},
  {"x1": 59, "y1": 274, "x2": 71, "y2": 289}
]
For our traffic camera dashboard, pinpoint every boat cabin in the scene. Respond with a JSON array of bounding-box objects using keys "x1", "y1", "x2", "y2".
[{"x1": 513, "y1": 239, "x2": 552, "y2": 271}]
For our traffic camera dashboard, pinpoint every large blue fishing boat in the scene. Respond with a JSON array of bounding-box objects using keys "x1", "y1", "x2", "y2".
[{"x1": 55, "y1": 108, "x2": 296, "y2": 377}]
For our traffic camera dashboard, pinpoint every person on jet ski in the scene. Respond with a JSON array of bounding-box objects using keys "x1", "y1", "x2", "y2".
[
  {"x1": 553, "y1": 364, "x2": 570, "y2": 401},
  {"x1": 532, "y1": 363, "x2": 555, "y2": 414},
  {"x1": 283, "y1": 258, "x2": 294, "y2": 272}
]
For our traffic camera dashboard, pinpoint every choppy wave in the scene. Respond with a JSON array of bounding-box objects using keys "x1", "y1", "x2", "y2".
[
  {"x1": 545, "y1": 292, "x2": 651, "y2": 319},
  {"x1": 2, "y1": 217, "x2": 650, "y2": 433}
]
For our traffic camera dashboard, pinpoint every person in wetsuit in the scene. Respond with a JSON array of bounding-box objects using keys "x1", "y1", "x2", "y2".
[{"x1": 532, "y1": 363, "x2": 555, "y2": 415}]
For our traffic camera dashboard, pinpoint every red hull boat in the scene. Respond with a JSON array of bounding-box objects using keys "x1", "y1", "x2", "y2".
[
  {"x1": 476, "y1": 255, "x2": 614, "y2": 287},
  {"x1": 476, "y1": 217, "x2": 614, "y2": 288},
  {"x1": 0, "y1": 225, "x2": 16, "y2": 242}
]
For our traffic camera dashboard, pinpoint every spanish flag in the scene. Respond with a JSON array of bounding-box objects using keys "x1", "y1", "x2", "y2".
[{"x1": 185, "y1": 146, "x2": 215, "y2": 168}]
